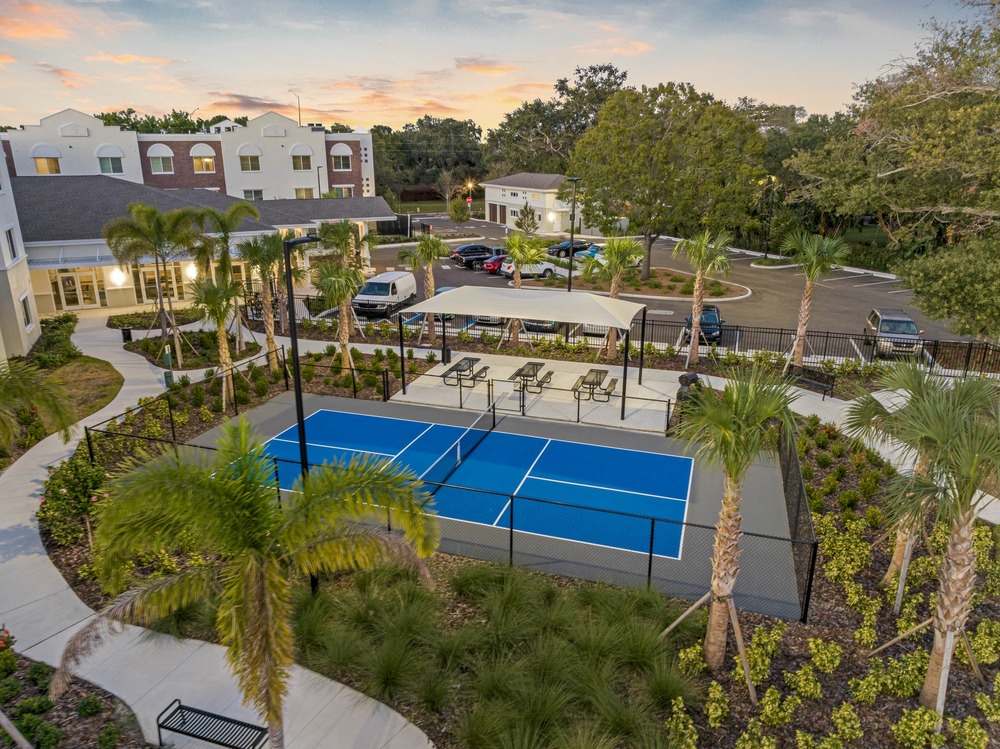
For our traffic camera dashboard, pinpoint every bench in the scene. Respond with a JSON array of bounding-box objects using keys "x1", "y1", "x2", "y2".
[
  {"x1": 157, "y1": 699, "x2": 267, "y2": 749},
  {"x1": 571, "y1": 375, "x2": 586, "y2": 400},
  {"x1": 592, "y1": 377, "x2": 618, "y2": 403},
  {"x1": 788, "y1": 365, "x2": 835, "y2": 400},
  {"x1": 524, "y1": 370, "x2": 553, "y2": 394},
  {"x1": 467, "y1": 365, "x2": 490, "y2": 387}
]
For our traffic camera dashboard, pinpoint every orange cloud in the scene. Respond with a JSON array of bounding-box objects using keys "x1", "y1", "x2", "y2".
[
  {"x1": 0, "y1": 52, "x2": 15, "y2": 66},
  {"x1": 86, "y1": 51, "x2": 173, "y2": 65},
  {"x1": 36, "y1": 61, "x2": 91, "y2": 89},
  {"x1": 455, "y1": 56, "x2": 521, "y2": 75},
  {"x1": 0, "y1": 2, "x2": 72, "y2": 40},
  {"x1": 611, "y1": 40, "x2": 651, "y2": 56}
]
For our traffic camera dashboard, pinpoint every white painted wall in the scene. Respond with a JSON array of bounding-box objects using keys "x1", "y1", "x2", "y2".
[{"x1": 0, "y1": 156, "x2": 39, "y2": 356}]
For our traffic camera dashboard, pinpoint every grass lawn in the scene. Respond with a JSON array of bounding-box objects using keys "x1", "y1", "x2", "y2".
[
  {"x1": 45, "y1": 356, "x2": 124, "y2": 426},
  {"x1": 527, "y1": 266, "x2": 746, "y2": 299}
]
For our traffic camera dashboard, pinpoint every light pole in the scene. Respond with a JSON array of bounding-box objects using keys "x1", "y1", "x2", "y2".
[
  {"x1": 289, "y1": 89, "x2": 301, "y2": 127},
  {"x1": 283, "y1": 233, "x2": 321, "y2": 592},
  {"x1": 316, "y1": 165, "x2": 324, "y2": 198},
  {"x1": 764, "y1": 175, "x2": 776, "y2": 259},
  {"x1": 566, "y1": 177, "x2": 581, "y2": 293}
]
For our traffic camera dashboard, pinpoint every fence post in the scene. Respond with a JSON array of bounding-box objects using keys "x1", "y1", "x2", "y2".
[
  {"x1": 85, "y1": 426, "x2": 95, "y2": 464},
  {"x1": 508, "y1": 497, "x2": 514, "y2": 567},
  {"x1": 351, "y1": 367, "x2": 357, "y2": 397},
  {"x1": 801, "y1": 541, "x2": 819, "y2": 623},
  {"x1": 167, "y1": 396, "x2": 177, "y2": 444},
  {"x1": 646, "y1": 519, "x2": 655, "y2": 589},
  {"x1": 382, "y1": 369, "x2": 390, "y2": 402},
  {"x1": 232, "y1": 366, "x2": 239, "y2": 416},
  {"x1": 273, "y1": 457, "x2": 281, "y2": 507},
  {"x1": 281, "y1": 345, "x2": 290, "y2": 391},
  {"x1": 458, "y1": 375, "x2": 464, "y2": 409},
  {"x1": 963, "y1": 341, "x2": 973, "y2": 377},
  {"x1": 397, "y1": 315, "x2": 407, "y2": 395}
]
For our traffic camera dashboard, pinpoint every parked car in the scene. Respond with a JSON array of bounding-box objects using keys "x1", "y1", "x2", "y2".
[
  {"x1": 482, "y1": 254, "x2": 507, "y2": 274},
  {"x1": 500, "y1": 258, "x2": 558, "y2": 279},
  {"x1": 546, "y1": 239, "x2": 591, "y2": 258},
  {"x1": 684, "y1": 305, "x2": 725, "y2": 343},
  {"x1": 351, "y1": 271, "x2": 417, "y2": 318},
  {"x1": 451, "y1": 243, "x2": 501, "y2": 270},
  {"x1": 863, "y1": 308, "x2": 922, "y2": 356},
  {"x1": 573, "y1": 243, "x2": 605, "y2": 260},
  {"x1": 475, "y1": 314, "x2": 504, "y2": 326},
  {"x1": 524, "y1": 319, "x2": 558, "y2": 333}
]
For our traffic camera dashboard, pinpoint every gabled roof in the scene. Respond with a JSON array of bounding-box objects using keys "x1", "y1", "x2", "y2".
[
  {"x1": 479, "y1": 173, "x2": 567, "y2": 191},
  {"x1": 11, "y1": 177, "x2": 396, "y2": 243}
]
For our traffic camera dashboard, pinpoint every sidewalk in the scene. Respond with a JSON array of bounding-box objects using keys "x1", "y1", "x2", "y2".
[{"x1": 0, "y1": 313, "x2": 432, "y2": 749}]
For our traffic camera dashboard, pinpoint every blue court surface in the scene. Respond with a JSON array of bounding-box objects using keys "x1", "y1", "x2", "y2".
[{"x1": 263, "y1": 409, "x2": 694, "y2": 559}]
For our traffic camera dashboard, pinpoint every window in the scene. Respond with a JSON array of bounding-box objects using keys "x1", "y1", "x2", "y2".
[
  {"x1": 509, "y1": 191, "x2": 519, "y2": 198},
  {"x1": 34, "y1": 157, "x2": 61, "y2": 175},
  {"x1": 5, "y1": 228, "x2": 16, "y2": 260},
  {"x1": 193, "y1": 156, "x2": 215, "y2": 173},
  {"x1": 332, "y1": 154, "x2": 351, "y2": 170},
  {"x1": 240, "y1": 155, "x2": 260, "y2": 172},
  {"x1": 150, "y1": 156, "x2": 174, "y2": 174},
  {"x1": 20, "y1": 294, "x2": 32, "y2": 329},
  {"x1": 510, "y1": 209, "x2": 518, "y2": 217},
  {"x1": 329, "y1": 186, "x2": 353, "y2": 198},
  {"x1": 294, "y1": 188, "x2": 314, "y2": 199},
  {"x1": 99, "y1": 156, "x2": 124, "y2": 174},
  {"x1": 244, "y1": 189, "x2": 263, "y2": 201},
  {"x1": 292, "y1": 155, "x2": 311, "y2": 171}
]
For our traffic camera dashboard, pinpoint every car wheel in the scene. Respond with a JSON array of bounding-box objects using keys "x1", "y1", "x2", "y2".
[
  {"x1": 472, "y1": 260, "x2": 483, "y2": 270},
  {"x1": 541, "y1": 268, "x2": 554, "y2": 278},
  {"x1": 560, "y1": 250, "x2": 569, "y2": 258}
]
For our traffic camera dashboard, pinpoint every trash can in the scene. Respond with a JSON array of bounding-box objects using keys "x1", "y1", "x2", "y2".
[
  {"x1": 121, "y1": 327, "x2": 133, "y2": 343},
  {"x1": 164, "y1": 370, "x2": 174, "y2": 388},
  {"x1": 441, "y1": 345, "x2": 452, "y2": 365}
]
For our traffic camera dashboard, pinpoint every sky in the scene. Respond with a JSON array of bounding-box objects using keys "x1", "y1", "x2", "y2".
[{"x1": 0, "y1": 0, "x2": 977, "y2": 132}]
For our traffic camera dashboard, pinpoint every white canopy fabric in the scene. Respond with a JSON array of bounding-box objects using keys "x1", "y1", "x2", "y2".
[{"x1": 406, "y1": 287, "x2": 645, "y2": 329}]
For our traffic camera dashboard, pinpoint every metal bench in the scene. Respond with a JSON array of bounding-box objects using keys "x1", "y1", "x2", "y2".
[
  {"x1": 468, "y1": 365, "x2": 490, "y2": 387},
  {"x1": 787, "y1": 365, "x2": 835, "y2": 400},
  {"x1": 592, "y1": 377, "x2": 618, "y2": 403},
  {"x1": 157, "y1": 699, "x2": 267, "y2": 749}
]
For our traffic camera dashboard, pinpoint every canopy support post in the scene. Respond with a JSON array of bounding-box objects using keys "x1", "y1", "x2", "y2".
[
  {"x1": 638, "y1": 308, "x2": 647, "y2": 385},
  {"x1": 621, "y1": 328, "x2": 630, "y2": 420}
]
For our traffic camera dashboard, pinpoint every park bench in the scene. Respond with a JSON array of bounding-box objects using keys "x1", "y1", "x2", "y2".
[
  {"x1": 468, "y1": 365, "x2": 490, "y2": 387},
  {"x1": 157, "y1": 699, "x2": 267, "y2": 749},
  {"x1": 787, "y1": 365, "x2": 836, "y2": 400},
  {"x1": 592, "y1": 377, "x2": 618, "y2": 403}
]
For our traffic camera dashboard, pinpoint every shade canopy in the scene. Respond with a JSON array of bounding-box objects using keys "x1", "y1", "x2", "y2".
[{"x1": 406, "y1": 287, "x2": 645, "y2": 329}]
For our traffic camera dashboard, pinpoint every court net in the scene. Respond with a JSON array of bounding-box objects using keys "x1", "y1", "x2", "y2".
[{"x1": 420, "y1": 404, "x2": 496, "y2": 487}]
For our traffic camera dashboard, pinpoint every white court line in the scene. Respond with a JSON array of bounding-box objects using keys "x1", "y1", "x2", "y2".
[
  {"x1": 493, "y1": 439, "x2": 552, "y2": 526},
  {"x1": 391, "y1": 423, "x2": 436, "y2": 462},
  {"x1": 525, "y1": 474, "x2": 687, "y2": 504},
  {"x1": 270, "y1": 436, "x2": 395, "y2": 457}
]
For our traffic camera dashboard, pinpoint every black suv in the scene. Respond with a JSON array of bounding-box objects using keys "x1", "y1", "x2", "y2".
[
  {"x1": 451, "y1": 243, "x2": 502, "y2": 270},
  {"x1": 546, "y1": 239, "x2": 590, "y2": 258},
  {"x1": 863, "y1": 309, "x2": 922, "y2": 357}
]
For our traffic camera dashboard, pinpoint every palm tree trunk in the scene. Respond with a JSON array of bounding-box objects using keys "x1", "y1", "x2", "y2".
[
  {"x1": 339, "y1": 299, "x2": 351, "y2": 375},
  {"x1": 792, "y1": 280, "x2": 813, "y2": 368},
  {"x1": 262, "y1": 278, "x2": 278, "y2": 373},
  {"x1": 153, "y1": 257, "x2": 169, "y2": 346},
  {"x1": 268, "y1": 721, "x2": 284, "y2": 749},
  {"x1": 920, "y1": 510, "x2": 977, "y2": 711},
  {"x1": 217, "y1": 322, "x2": 234, "y2": 412},
  {"x1": 690, "y1": 271, "x2": 706, "y2": 366},
  {"x1": 425, "y1": 266, "x2": 437, "y2": 346},
  {"x1": 705, "y1": 474, "x2": 744, "y2": 671},
  {"x1": 606, "y1": 274, "x2": 622, "y2": 359},
  {"x1": 163, "y1": 271, "x2": 184, "y2": 369},
  {"x1": 275, "y1": 271, "x2": 289, "y2": 335},
  {"x1": 882, "y1": 522, "x2": 916, "y2": 587},
  {"x1": 511, "y1": 269, "x2": 522, "y2": 347}
]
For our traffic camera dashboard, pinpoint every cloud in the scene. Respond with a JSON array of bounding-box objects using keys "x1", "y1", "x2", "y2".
[
  {"x1": 455, "y1": 56, "x2": 521, "y2": 75},
  {"x1": 85, "y1": 51, "x2": 174, "y2": 65},
  {"x1": 206, "y1": 91, "x2": 290, "y2": 111},
  {"x1": 610, "y1": 40, "x2": 651, "y2": 56},
  {"x1": 0, "y1": 2, "x2": 72, "y2": 39},
  {"x1": 0, "y1": 52, "x2": 15, "y2": 67},
  {"x1": 36, "y1": 61, "x2": 91, "y2": 89}
]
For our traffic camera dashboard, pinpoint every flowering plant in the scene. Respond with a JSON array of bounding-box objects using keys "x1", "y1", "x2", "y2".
[
  {"x1": 0, "y1": 626, "x2": 14, "y2": 650},
  {"x1": 0, "y1": 626, "x2": 15, "y2": 677}
]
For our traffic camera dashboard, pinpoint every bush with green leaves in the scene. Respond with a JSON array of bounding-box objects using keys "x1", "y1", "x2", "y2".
[
  {"x1": 97, "y1": 723, "x2": 123, "y2": 749},
  {"x1": 76, "y1": 693, "x2": 104, "y2": 717},
  {"x1": 706, "y1": 681, "x2": 728, "y2": 727},
  {"x1": 28, "y1": 313, "x2": 81, "y2": 369},
  {"x1": 735, "y1": 718, "x2": 776, "y2": 749},
  {"x1": 830, "y1": 701, "x2": 863, "y2": 743},
  {"x1": 25, "y1": 662, "x2": 52, "y2": 690},
  {"x1": 758, "y1": 686, "x2": 799, "y2": 727},
  {"x1": 736, "y1": 622, "x2": 786, "y2": 686},
  {"x1": 892, "y1": 707, "x2": 945, "y2": 749},
  {"x1": 0, "y1": 628, "x2": 14, "y2": 679},
  {"x1": 13, "y1": 714, "x2": 62, "y2": 749},
  {"x1": 36, "y1": 456, "x2": 108, "y2": 547},
  {"x1": 784, "y1": 664, "x2": 823, "y2": 700},
  {"x1": 665, "y1": 697, "x2": 698, "y2": 748},
  {"x1": 677, "y1": 642, "x2": 706, "y2": 676},
  {"x1": 807, "y1": 638, "x2": 842, "y2": 674},
  {"x1": 0, "y1": 675, "x2": 22, "y2": 702},
  {"x1": 947, "y1": 716, "x2": 988, "y2": 749}
]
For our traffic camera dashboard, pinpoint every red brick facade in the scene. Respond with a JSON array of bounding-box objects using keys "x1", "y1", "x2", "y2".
[
  {"x1": 138, "y1": 140, "x2": 227, "y2": 190},
  {"x1": 325, "y1": 142, "x2": 363, "y2": 196}
]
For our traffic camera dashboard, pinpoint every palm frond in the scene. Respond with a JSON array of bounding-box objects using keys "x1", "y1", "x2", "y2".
[{"x1": 0, "y1": 358, "x2": 75, "y2": 447}]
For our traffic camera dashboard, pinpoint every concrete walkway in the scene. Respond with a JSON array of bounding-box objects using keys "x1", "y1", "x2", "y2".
[{"x1": 0, "y1": 312, "x2": 433, "y2": 749}]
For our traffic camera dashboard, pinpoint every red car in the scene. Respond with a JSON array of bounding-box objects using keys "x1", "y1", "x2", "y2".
[{"x1": 482, "y1": 254, "x2": 507, "y2": 274}]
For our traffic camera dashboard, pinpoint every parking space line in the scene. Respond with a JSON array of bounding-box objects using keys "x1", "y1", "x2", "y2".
[{"x1": 854, "y1": 279, "x2": 897, "y2": 287}]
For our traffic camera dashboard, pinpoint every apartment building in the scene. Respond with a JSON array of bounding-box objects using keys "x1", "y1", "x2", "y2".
[{"x1": 0, "y1": 152, "x2": 37, "y2": 358}]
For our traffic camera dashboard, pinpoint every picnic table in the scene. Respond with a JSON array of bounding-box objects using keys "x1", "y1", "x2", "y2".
[
  {"x1": 442, "y1": 357, "x2": 483, "y2": 386},
  {"x1": 510, "y1": 361, "x2": 553, "y2": 393},
  {"x1": 573, "y1": 368, "x2": 613, "y2": 401}
]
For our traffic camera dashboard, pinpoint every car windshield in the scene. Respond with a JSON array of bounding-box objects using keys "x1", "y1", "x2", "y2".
[
  {"x1": 880, "y1": 320, "x2": 918, "y2": 335},
  {"x1": 359, "y1": 282, "x2": 390, "y2": 296},
  {"x1": 702, "y1": 310, "x2": 720, "y2": 324}
]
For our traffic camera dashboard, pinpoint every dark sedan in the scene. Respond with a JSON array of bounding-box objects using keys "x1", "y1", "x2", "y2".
[
  {"x1": 451, "y1": 243, "x2": 501, "y2": 270},
  {"x1": 546, "y1": 239, "x2": 591, "y2": 258},
  {"x1": 685, "y1": 305, "x2": 725, "y2": 343}
]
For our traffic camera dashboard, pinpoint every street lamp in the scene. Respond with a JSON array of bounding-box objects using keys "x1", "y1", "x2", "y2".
[
  {"x1": 289, "y1": 89, "x2": 302, "y2": 127},
  {"x1": 763, "y1": 175, "x2": 777, "y2": 259},
  {"x1": 283, "y1": 233, "x2": 321, "y2": 592},
  {"x1": 566, "y1": 177, "x2": 581, "y2": 293},
  {"x1": 466, "y1": 181, "x2": 475, "y2": 200}
]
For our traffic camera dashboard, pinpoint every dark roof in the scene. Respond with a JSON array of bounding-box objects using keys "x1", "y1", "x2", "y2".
[
  {"x1": 11, "y1": 176, "x2": 397, "y2": 243},
  {"x1": 479, "y1": 173, "x2": 567, "y2": 190}
]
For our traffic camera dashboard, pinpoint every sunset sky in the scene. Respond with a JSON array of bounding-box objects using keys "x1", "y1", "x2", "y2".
[{"x1": 0, "y1": 0, "x2": 975, "y2": 132}]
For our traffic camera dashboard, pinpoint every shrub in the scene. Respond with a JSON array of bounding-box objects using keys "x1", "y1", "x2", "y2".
[
  {"x1": 947, "y1": 716, "x2": 988, "y2": 749},
  {"x1": 28, "y1": 313, "x2": 81, "y2": 369},
  {"x1": 25, "y1": 662, "x2": 52, "y2": 689},
  {"x1": 837, "y1": 489, "x2": 861, "y2": 511},
  {"x1": 677, "y1": 642, "x2": 706, "y2": 676},
  {"x1": 784, "y1": 664, "x2": 822, "y2": 700},
  {"x1": 830, "y1": 701, "x2": 863, "y2": 743},
  {"x1": 665, "y1": 697, "x2": 698, "y2": 748},
  {"x1": 737, "y1": 622, "x2": 786, "y2": 686},
  {"x1": 815, "y1": 451, "x2": 833, "y2": 469},
  {"x1": 800, "y1": 462, "x2": 815, "y2": 480},
  {"x1": 807, "y1": 638, "x2": 842, "y2": 674},
  {"x1": 0, "y1": 676, "x2": 22, "y2": 702},
  {"x1": 865, "y1": 506, "x2": 884, "y2": 529},
  {"x1": 97, "y1": 723, "x2": 123, "y2": 749},
  {"x1": 77, "y1": 694, "x2": 105, "y2": 717},
  {"x1": 36, "y1": 456, "x2": 108, "y2": 547},
  {"x1": 735, "y1": 719, "x2": 775, "y2": 749},
  {"x1": 12, "y1": 695, "x2": 54, "y2": 717},
  {"x1": 0, "y1": 628, "x2": 15, "y2": 678},
  {"x1": 705, "y1": 681, "x2": 728, "y2": 728},
  {"x1": 190, "y1": 385, "x2": 206, "y2": 407},
  {"x1": 425, "y1": 352, "x2": 437, "y2": 364},
  {"x1": 858, "y1": 471, "x2": 881, "y2": 499},
  {"x1": 210, "y1": 396, "x2": 223, "y2": 413},
  {"x1": 254, "y1": 378, "x2": 270, "y2": 397},
  {"x1": 892, "y1": 707, "x2": 945, "y2": 749},
  {"x1": 759, "y1": 686, "x2": 799, "y2": 727}
]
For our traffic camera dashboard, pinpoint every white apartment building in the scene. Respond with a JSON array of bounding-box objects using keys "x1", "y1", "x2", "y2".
[
  {"x1": 0, "y1": 153, "x2": 38, "y2": 358},
  {"x1": 480, "y1": 173, "x2": 576, "y2": 234}
]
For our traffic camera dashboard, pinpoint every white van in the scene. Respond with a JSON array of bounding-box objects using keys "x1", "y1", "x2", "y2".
[{"x1": 351, "y1": 271, "x2": 417, "y2": 318}]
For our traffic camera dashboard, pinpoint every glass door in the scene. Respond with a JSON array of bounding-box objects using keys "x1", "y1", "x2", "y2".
[
  {"x1": 60, "y1": 275, "x2": 80, "y2": 307},
  {"x1": 77, "y1": 272, "x2": 99, "y2": 306}
]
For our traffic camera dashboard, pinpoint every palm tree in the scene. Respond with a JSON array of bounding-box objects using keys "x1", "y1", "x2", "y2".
[
  {"x1": 672, "y1": 229, "x2": 732, "y2": 366},
  {"x1": 191, "y1": 276, "x2": 243, "y2": 412},
  {"x1": 314, "y1": 262, "x2": 365, "y2": 374},
  {"x1": 397, "y1": 235, "x2": 450, "y2": 345},
  {"x1": 317, "y1": 220, "x2": 377, "y2": 275},
  {"x1": 580, "y1": 237, "x2": 644, "y2": 359},
  {"x1": 880, "y1": 379, "x2": 1000, "y2": 713},
  {"x1": 104, "y1": 204, "x2": 202, "y2": 368},
  {"x1": 0, "y1": 358, "x2": 74, "y2": 451},
  {"x1": 780, "y1": 231, "x2": 850, "y2": 368},
  {"x1": 670, "y1": 364, "x2": 797, "y2": 670},
  {"x1": 51, "y1": 417, "x2": 439, "y2": 749},
  {"x1": 237, "y1": 234, "x2": 284, "y2": 373},
  {"x1": 843, "y1": 364, "x2": 995, "y2": 590},
  {"x1": 502, "y1": 232, "x2": 549, "y2": 346}
]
